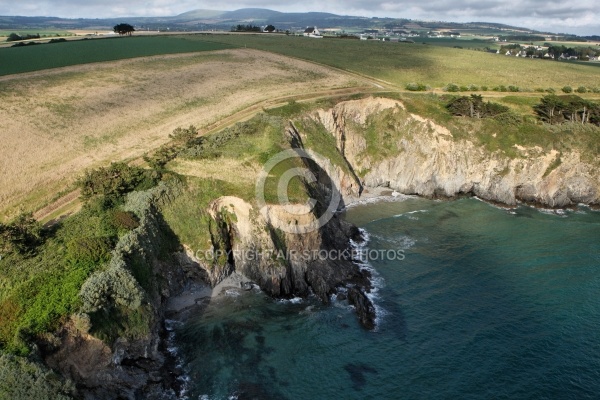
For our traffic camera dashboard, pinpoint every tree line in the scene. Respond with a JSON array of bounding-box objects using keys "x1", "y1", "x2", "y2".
[
  {"x1": 499, "y1": 43, "x2": 599, "y2": 60},
  {"x1": 446, "y1": 94, "x2": 600, "y2": 126},
  {"x1": 231, "y1": 24, "x2": 276, "y2": 32},
  {"x1": 533, "y1": 94, "x2": 600, "y2": 125},
  {"x1": 5, "y1": 33, "x2": 40, "y2": 42}
]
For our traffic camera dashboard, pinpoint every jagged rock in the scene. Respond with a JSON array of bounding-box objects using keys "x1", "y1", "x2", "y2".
[
  {"x1": 200, "y1": 197, "x2": 366, "y2": 303},
  {"x1": 347, "y1": 287, "x2": 376, "y2": 330}
]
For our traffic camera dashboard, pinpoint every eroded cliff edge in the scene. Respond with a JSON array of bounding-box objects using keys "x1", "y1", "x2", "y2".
[
  {"x1": 36, "y1": 95, "x2": 599, "y2": 399},
  {"x1": 313, "y1": 96, "x2": 599, "y2": 208}
]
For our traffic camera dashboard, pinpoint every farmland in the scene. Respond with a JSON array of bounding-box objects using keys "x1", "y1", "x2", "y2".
[
  {"x1": 199, "y1": 34, "x2": 600, "y2": 90},
  {"x1": 0, "y1": 36, "x2": 233, "y2": 76},
  {"x1": 1, "y1": 32, "x2": 599, "y2": 220},
  {"x1": 2, "y1": 33, "x2": 599, "y2": 91},
  {"x1": 0, "y1": 46, "x2": 360, "y2": 219}
]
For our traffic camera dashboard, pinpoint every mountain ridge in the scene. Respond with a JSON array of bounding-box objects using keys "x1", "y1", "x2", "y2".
[{"x1": 0, "y1": 7, "x2": 556, "y2": 36}]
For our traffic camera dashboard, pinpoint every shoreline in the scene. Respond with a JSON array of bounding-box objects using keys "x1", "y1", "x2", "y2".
[{"x1": 342, "y1": 185, "x2": 600, "y2": 213}]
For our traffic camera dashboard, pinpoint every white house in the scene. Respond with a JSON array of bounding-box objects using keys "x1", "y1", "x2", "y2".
[{"x1": 303, "y1": 27, "x2": 322, "y2": 38}]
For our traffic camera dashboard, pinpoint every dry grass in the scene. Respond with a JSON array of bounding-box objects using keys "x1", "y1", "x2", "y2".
[{"x1": 0, "y1": 48, "x2": 357, "y2": 220}]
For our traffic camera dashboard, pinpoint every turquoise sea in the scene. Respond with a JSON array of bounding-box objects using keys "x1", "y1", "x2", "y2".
[{"x1": 172, "y1": 197, "x2": 600, "y2": 399}]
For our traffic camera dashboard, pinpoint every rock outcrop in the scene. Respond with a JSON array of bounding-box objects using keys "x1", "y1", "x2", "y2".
[
  {"x1": 193, "y1": 195, "x2": 370, "y2": 304},
  {"x1": 313, "y1": 97, "x2": 599, "y2": 208}
]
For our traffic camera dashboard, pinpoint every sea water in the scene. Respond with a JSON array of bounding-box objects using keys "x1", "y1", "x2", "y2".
[{"x1": 173, "y1": 197, "x2": 600, "y2": 399}]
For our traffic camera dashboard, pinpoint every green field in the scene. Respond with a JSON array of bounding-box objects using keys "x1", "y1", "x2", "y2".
[
  {"x1": 0, "y1": 35, "x2": 233, "y2": 76},
  {"x1": 400, "y1": 37, "x2": 498, "y2": 50},
  {"x1": 198, "y1": 34, "x2": 600, "y2": 90},
  {"x1": 3, "y1": 33, "x2": 599, "y2": 92}
]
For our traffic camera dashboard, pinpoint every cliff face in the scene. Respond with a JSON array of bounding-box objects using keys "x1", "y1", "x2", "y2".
[
  {"x1": 313, "y1": 97, "x2": 599, "y2": 208},
  {"x1": 42, "y1": 96, "x2": 598, "y2": 398},
  {"x1": 194, "y1": 196, "x2": 366, "y2": 302}
]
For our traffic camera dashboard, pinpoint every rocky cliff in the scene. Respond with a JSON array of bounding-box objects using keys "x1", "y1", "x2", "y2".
[
  {"x1": 199, "y1": 196, "x2": 368, "y2": 302},
  {"x1": 37, "y1": 95, "x2": 599, "y2": 399},
  {"x1": 313, "y1": 97, "x2": 599, "y2": 208}
]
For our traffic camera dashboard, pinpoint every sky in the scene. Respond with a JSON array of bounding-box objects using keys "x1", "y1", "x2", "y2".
[{"x1": 3, "y1": 1, "x2": 599, "y2": 36}]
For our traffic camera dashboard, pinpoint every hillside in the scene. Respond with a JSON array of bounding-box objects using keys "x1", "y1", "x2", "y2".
[{"x1": 0, "y1": 8, "x2": 574, "y2": 38}]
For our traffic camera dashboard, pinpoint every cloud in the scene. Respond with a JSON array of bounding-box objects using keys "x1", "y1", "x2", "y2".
[{"x1": 2, "y1": 0, "x2": 599, "y2": 35}]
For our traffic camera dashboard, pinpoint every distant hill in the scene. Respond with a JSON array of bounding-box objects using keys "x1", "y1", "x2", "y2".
[
  {"x1": 0, "y1": 8, "x2": 586, "y2": 39},
  {"x1": 220, "y1": 8, "x2": 284, "y2": 20},
  {"x1": 174, "y1": 9, "x2": 226, "y2": 20}
]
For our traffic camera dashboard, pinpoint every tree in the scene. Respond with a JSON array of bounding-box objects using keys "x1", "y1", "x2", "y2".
[
  {"x1": 265, "y1": 25, "x2": 276, "y2": 33},
  {"x1": 77, "y1": 162, "x2": 157, "y2": 200},
  {"x1": 6, "y1": 33, "x2": 21, "y2": 42},
  {"x1": 446, "y1": 95, "x2": 508, "y2": 118},
  {"x1": 533, "y1": 94, "x2": 600, "y2": 125},
  {"x1": 0, "y1": 213, "x2": 43, "y2": 256},
  {"x1": 533, "y1": 94, "x2": 565, "y2": 124},
  {"x1": 113, "y1": 23, "x2": 135, "y2": 36}
]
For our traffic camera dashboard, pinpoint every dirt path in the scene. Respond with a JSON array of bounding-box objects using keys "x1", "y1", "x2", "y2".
[
  {"x1": 32, "y1": 84, "x2": 385, "y2": 223},
  {"x1": 1, "y1": 46, "x2": 392, "y2": 223},
  {"x1": 1, "y1": 48, "x2": 378, "y2": 221}
]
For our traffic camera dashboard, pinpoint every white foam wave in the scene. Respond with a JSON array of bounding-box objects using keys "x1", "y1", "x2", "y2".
[
  {"x1": 537, "y1": 207, "x2": 569, "y2": 217},
  {"x1": 162, "y1": 319, "x2": 191, "y2": 399},
  {"x1": 278, "y1": 296, "x2": 304, "y2": 304},
  {"x1": 394, "y1": 209, "x2": 428, "y2": 218},
  {"x1": 344, "y1": 193, "x2": 417, "y2": 210},
  {"x1": 225, "y1": 289, "x2": 241, "y2": 297},
  {"x1": 368, "y1": 233, "x2": 416, "y2": 250},
  {"x1": 350, "y1": 228, "x2": 388, "y2": 329},
  {"x1": 473, "y1": 196, "x2": 516, "y2": 211}
]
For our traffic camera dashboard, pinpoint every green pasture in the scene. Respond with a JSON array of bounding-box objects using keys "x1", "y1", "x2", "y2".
[
  {"x1": 198, "y1": 34, "x2": 600, "y2": 90},
  {"x1": 0, "y1": 35, "x2": 233, "y2": 76},
  {"x1": 408, "y1": 37, "x2": 498, "y2": 50},
  {"x1": 3, "y1": 33, "x2": 598, "y2": 91}
]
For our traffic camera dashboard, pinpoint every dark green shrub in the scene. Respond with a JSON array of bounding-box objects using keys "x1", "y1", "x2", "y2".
[
  {"x1": 143, "y1": 144, "x2": 178, "y2": 170},
  {"x1": 0, "y1": 354, "x2": 75, "y2": 399},
  {"x1": 446, "y1": 94, "x2": 509, "y2": 118},
  {"x1": 66, "y1": 237, "x2": 113, "y2": 266},
  {"x1": 493, "y1": 111, "x2": 521, "y2": 125},
  {"x1": 110, "y1": 210, "x2": 140, "y2": 231},
  {"x1": 405, "y1": 82, "x2": 428, "y2": 91},
  {"x1": 444, "y1": 83, "x2": 460, "y2": 92},
  {"x1": 89, "y1": 304, "x2": 152, "y2": 344},
  {"x1": 561, "y1": 86, "x2": 573, "y2": 93},
  {"x1": 78, "y1": 162, "x2": 159, "y2": 201},
  {"x1": 508, "y1": 85, "x2": 520, "y2": 92},
  {"x1": 576, "y1": 86, "x2": 587, "y2": 93},
  {"x1": 0, "y1": 213, "x2": 42, "y2": 256},
  {"x1": 169, "y1": 125, "x2": 199, "y2": 145}
]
